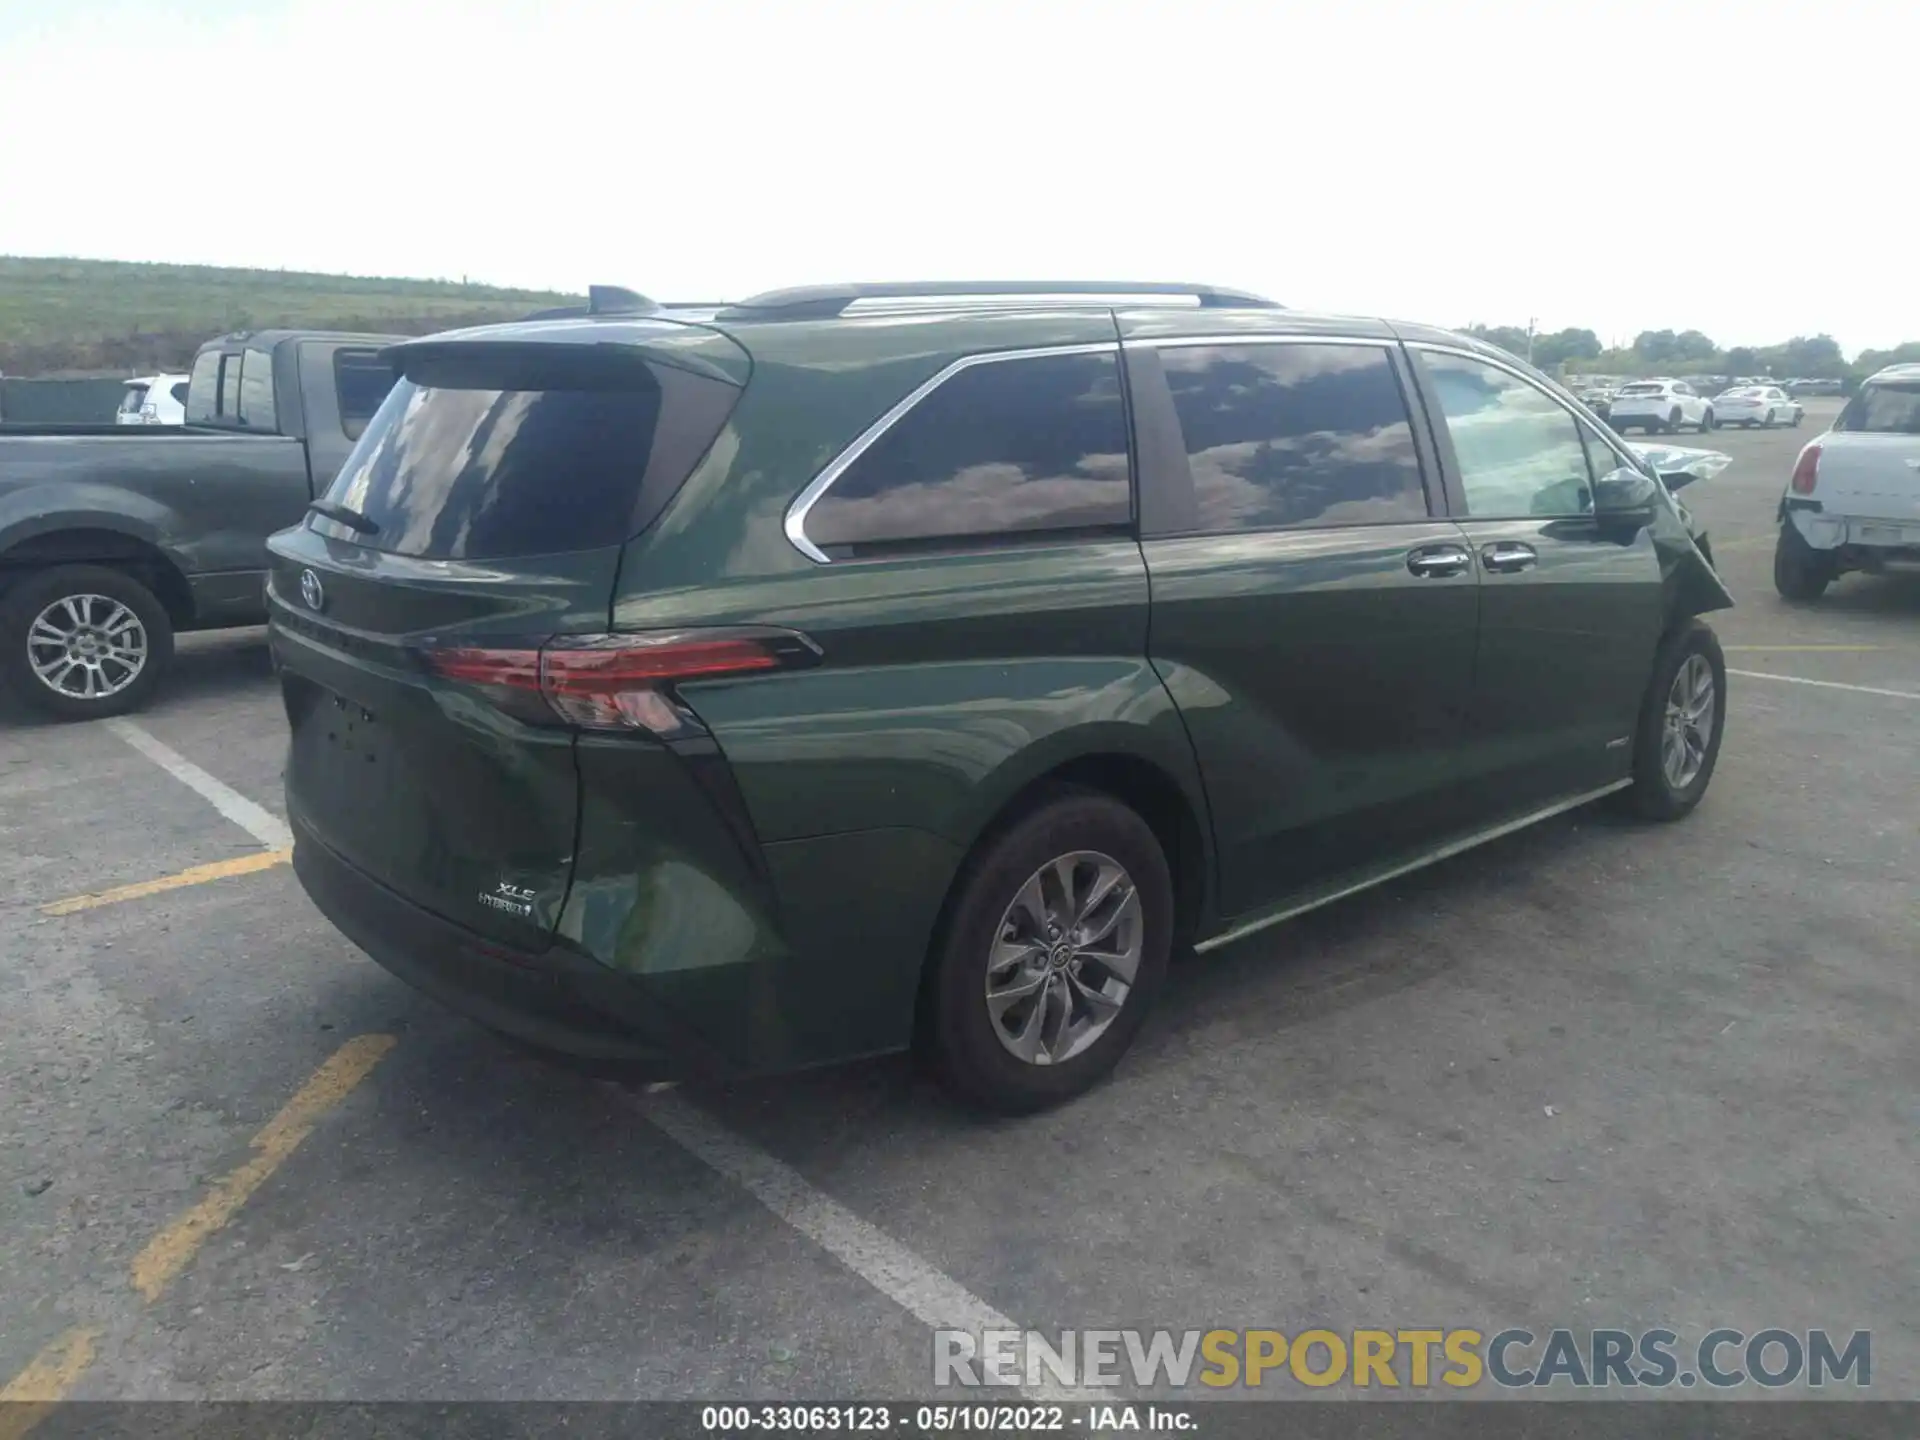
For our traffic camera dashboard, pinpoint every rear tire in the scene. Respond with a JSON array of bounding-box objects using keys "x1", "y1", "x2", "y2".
[
  {"x1": 1772, "y1": 523, "x2": 1834, "y2": 602},
  {"x1": 926, "y1": 790, "x2": 1173, "y2": 1113},
  {"x1": 1698, "y1": 409, "x2": 1715, "y2": 433},
  {"x1": 1620, "y1": 620, "x2": 1726, "y2": 822},
  {"x1": 0, "y1": 565, "x2": 174, "y2": 721},
  {"x1": 1666, "y1": 407, "x2": 1682, "y2": 434}
]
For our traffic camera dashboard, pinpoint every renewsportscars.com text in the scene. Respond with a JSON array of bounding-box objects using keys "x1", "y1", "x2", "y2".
[{"x1": 934, "y1": 1327, "x2": 1871, "y2": 1391}]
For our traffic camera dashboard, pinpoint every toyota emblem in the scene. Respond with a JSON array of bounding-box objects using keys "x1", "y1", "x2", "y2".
[{"x1": 299, "y1": 569, "x2": 326, "y2": 611}]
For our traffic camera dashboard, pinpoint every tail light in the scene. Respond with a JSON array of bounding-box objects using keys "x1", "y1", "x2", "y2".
[
  {"x1": 1790, "y1": 444, "x2": 1822, "y2": 495},
  {"x1": 422, "y1": 629, "x2": 819, "y2": 736}
]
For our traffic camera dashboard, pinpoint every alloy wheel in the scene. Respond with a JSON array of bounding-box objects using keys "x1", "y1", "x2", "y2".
[
  {"x1": 984, "y1": 850, "x2": 1143, "y2": 1066},
  {"x1": 26, "y1": 593, "x2": 149, "y2": 701},
  {"x1": 1661, "y1": 653, "x2": 1716, "y2": 791}
]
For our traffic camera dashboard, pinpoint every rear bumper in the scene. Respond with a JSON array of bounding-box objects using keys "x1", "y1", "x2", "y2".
[
  {"x1": 291, "y1": 813, "x2": 728, "y2": 1078},
  {"x1": 1787, "y1": 507, "x2": 1920, "y2": 554}
]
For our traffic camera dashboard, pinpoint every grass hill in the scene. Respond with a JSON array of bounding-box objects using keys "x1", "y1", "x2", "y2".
[{"x1": 0, "y1": 256, "x2": 581, "y2": 376}]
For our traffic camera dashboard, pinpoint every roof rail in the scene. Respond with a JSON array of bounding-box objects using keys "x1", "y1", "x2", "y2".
[{"x1": 716, "y1": 280, "x2": 1280, "y2": 321}]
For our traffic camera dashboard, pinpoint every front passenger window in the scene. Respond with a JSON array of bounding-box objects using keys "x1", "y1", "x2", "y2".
[{"x1": 1418, "y1": 351, "x2": 1595, "y2": 518}]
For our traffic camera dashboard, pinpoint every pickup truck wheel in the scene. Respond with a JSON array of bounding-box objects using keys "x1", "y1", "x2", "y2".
[
  {"x1": 2, "y1": 565, "x2": 174, "y2": 721},
  {"x1": 1619, "y1": 620, "x2": 1726, "y2": 822},
  {"x1": 1773, "y1": 525, "x2": 1833, "y2": 602}
]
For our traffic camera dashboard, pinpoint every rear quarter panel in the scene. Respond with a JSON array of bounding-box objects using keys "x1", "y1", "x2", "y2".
[{"x1": 0, "y1": 432, "x2": 312, "y2": 577}]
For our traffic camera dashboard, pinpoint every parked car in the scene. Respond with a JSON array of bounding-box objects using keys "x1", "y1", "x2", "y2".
[
  {"x1": 0, "y1": 330, "x2": 400, "y2": 718},
  {"x1": 1573, "y1": 384, "x2": 1614, "y2": 419},
  {"x1": 1608, "y1": 378, "x2": 1716, "y2": 434},
  {"x1": 266, "y1": 280, "x2": 1734, "y2": 1112},
  {"x1": 115, "y1": 373, "x2": 190, "y2": 426},
  {"x1": 1713, "y1": 385, "x2": 1802, "y2": 428},
  {"x1": 1774, "y1": 362, "x2": 1920, "y2": 600}
]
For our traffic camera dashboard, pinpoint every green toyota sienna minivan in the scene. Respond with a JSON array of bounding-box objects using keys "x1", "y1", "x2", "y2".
[{"x1": 266, "y1": 281, "x2": 1734, "y2": 1112}]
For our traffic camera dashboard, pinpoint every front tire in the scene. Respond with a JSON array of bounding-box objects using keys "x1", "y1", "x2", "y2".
[
  {"x1": 1773, "y1": 523, "x2": 1834, "y2": 602},
  {"x1": 1761, "y1": 409, "x2": 1776, "y2": 429},
  {"x1": 1621, "y1": 620, "x2": 1726, "y2": 822},
  {"x1": 926, "y1": 791, "x2": 1172, "y2": 1113},
  {"x1": 1, "y1": 565, "x2": 174, "y2": 721},
  {"x1": 1698, "y1": 409, "x2": 1715, "y2": 433}
]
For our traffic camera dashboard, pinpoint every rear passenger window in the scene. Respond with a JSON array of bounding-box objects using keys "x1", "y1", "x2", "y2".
[
  {"x1": 218, "y1": 354, "x2": 243, "y2": 420},
  {"x1": 1418, "y1": 351, "x2": 1596, "y2": 518},
  {"x1": 333, "y1": 349, "x2": 398, "y2": 440},
  {"x1": 237, "y1": 347, "x2": 277, "y2": 430},
  {"x1": 1159, "y1": 343, "x2": 1429, "y2": 532},
  {"x1": 185, "y1": 350, "x2": 222, "y2": 423},
  {"x1": 804, "y1": 350, "x2": 1131, "y2": 552}
]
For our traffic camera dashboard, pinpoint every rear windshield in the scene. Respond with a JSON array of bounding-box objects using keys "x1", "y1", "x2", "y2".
[
  {"x1": 1836, "y1": 383, "x2": 1920, "y2": 435},
  {"x1": 319, "y1": 351, "x2": 740, "y2": 560},
  {"x1": 1618, "y1": 383, "x2": 1665, "y2": 395},
  {"x1": 118, "y1": 384, "x2": 149, "y2": 414}
]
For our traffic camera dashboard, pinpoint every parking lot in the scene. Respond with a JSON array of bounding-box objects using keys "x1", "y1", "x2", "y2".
[{"x1": 2, "y1": 396, "x2": 1915, "y2": 1404}]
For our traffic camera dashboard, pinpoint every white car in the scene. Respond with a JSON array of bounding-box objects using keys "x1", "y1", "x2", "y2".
[
  {"x1": 1606, "y1": 378, "x2": 1716, "y2": 434},
  {"x1": 1774, "y1": 363, "x2": 1920, "y2": 600},
  {"x1": 114, "y1": 373, "x2": 189, "y2": 425},
  {"x1": 1712, "y1": 384, "x2": 1802, "y2": 429}
]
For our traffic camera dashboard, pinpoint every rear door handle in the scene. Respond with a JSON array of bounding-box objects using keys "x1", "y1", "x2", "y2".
[
  {"x1": 1481, "y1": 541, "x2": 1538, "y2": 573},
  {"x1": 1407, "y1": 544, "x2": 1472, "y2": 578}
]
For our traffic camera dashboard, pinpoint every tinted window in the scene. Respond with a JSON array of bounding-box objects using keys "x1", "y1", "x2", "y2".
[
  {"x1": 185, "y1": 350, "x2": 222, "y2": 422},
  {"x1": 237, "y1": 347, "x2": 277, "y2": 430},
  {"x1": 333, "y1": 349, "x2": 398, "y2": 440},
  {"x1": 1837, "y1": 382, "x2": 1920, "y2": 435},
  {"x1": 1160, "y1": 342, "x2": 1428, "y2": 532},
  {"x1": 169, "y1": 381, "x2": 189, "y2": 407},
  {"x1": 805, "y1": 351, "x2": 1131, "y2": 551},
  {"x1": 118, "y1": 385, "x2": 148, "y2": 415},
  {"x1": 322, "y1": 356, "x2": 739, "y2": 560},
  {"x1": 1420, "y1": 351, "x2": 1595, "y2": 518},
  {"x1": 217, "y1": 355, "x2": 243, "y2": 419}
]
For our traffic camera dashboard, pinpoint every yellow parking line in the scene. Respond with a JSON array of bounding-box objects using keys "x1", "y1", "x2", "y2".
[
  {"x1": 129, "y1": 1034, "x2": 396, "y2": 1303},
  {"x1": 1723, "y1": 645, "x2": 1885, "y2": 652},
  {"x1": 0, "y1": 1328, "x2": 97, "y2": 1440},
  {"x1": 39, "y1": 849, "x2": 291, "y2": 917}
]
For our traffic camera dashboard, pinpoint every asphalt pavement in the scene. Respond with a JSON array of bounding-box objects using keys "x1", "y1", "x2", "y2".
[{"x1": 2, "y1": 397, "x2": 1915, "y2": 1406}]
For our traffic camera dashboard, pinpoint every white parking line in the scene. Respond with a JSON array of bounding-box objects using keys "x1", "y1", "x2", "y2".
[
  {"x1": 104, "y1": 719, "x2": 293, "y2": 849},
  {"x1": 1729, "y1": 669, "x2": 1920, "y2": 702},
  {"x1": 627, "y1": 1086, "x2": 1080, "y2": 1404}
]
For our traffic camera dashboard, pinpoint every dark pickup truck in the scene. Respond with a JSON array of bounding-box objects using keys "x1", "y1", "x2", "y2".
[{"x1": 0, "y1": 329, "x2": 401, "y2": 718}]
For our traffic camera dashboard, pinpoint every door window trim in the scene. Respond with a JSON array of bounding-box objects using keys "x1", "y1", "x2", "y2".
[
  {"x1": 1403, "y1": 341, "x2": 1641, "y2": 519},
  {"x1": 783, "y1": 341, "x2": 1122, "y2": 564},
  {"x1": 1125, "y1": 332, "x2": 1444, "y2": 538}
]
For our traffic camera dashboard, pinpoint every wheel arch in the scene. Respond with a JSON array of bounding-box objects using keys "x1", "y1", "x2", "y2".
[{"x1": 0, "y1": 522, "x2": 195, "y2": 626}]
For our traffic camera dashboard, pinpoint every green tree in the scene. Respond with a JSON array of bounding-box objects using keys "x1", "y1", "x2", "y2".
[
  {"x1": 1463, "y1": 324, "x2": 1532, "y2": 358},
  {"x1": 1856, "y1": 341, "x2": 1920, "y2": 373},
  {"x1": 1633, "y1": 330, "x2": 1679, "y2": 363},
  {"x1": 1673, "y1": 330, "x2": 1718, "y2": 362},
  {"x1": 1533, "y1": 328, "x2": 1602, "y2": 370},
  {"x1": 1723, "y1": 346, "x2": 1759, "y2": 375}
]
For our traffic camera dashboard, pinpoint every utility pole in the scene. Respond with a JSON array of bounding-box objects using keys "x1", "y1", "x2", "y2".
[{"x1": 1526, "y1": 316, "x2": 1538, "y2": 364}]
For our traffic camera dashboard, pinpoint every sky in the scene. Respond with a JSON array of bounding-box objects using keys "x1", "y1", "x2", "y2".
[{"x1": 1, "y1": 0, "x2": 1912, "y2": 355}]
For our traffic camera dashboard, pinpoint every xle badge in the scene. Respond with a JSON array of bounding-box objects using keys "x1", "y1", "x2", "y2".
[{"x1": 480, "y1": 881, "x2": 537, "y2": 918}]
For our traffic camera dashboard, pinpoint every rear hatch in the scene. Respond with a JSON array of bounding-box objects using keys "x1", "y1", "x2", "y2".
[
  {"x1": 1818, "y1": 380, "x2": 1920, "y2": 524},
  {"x1": 267, "y1": 318, "x2": 750, "y2": 944}
]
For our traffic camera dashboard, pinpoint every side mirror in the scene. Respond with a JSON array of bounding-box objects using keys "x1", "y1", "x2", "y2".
[{"x1": 1593, "y1": 467, "x2": 1660, "y2": 520}]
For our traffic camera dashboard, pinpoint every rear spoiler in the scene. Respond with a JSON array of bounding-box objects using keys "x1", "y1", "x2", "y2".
[{"x1": 381, "y1": 315, "x2": 751, "y2": 391}]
